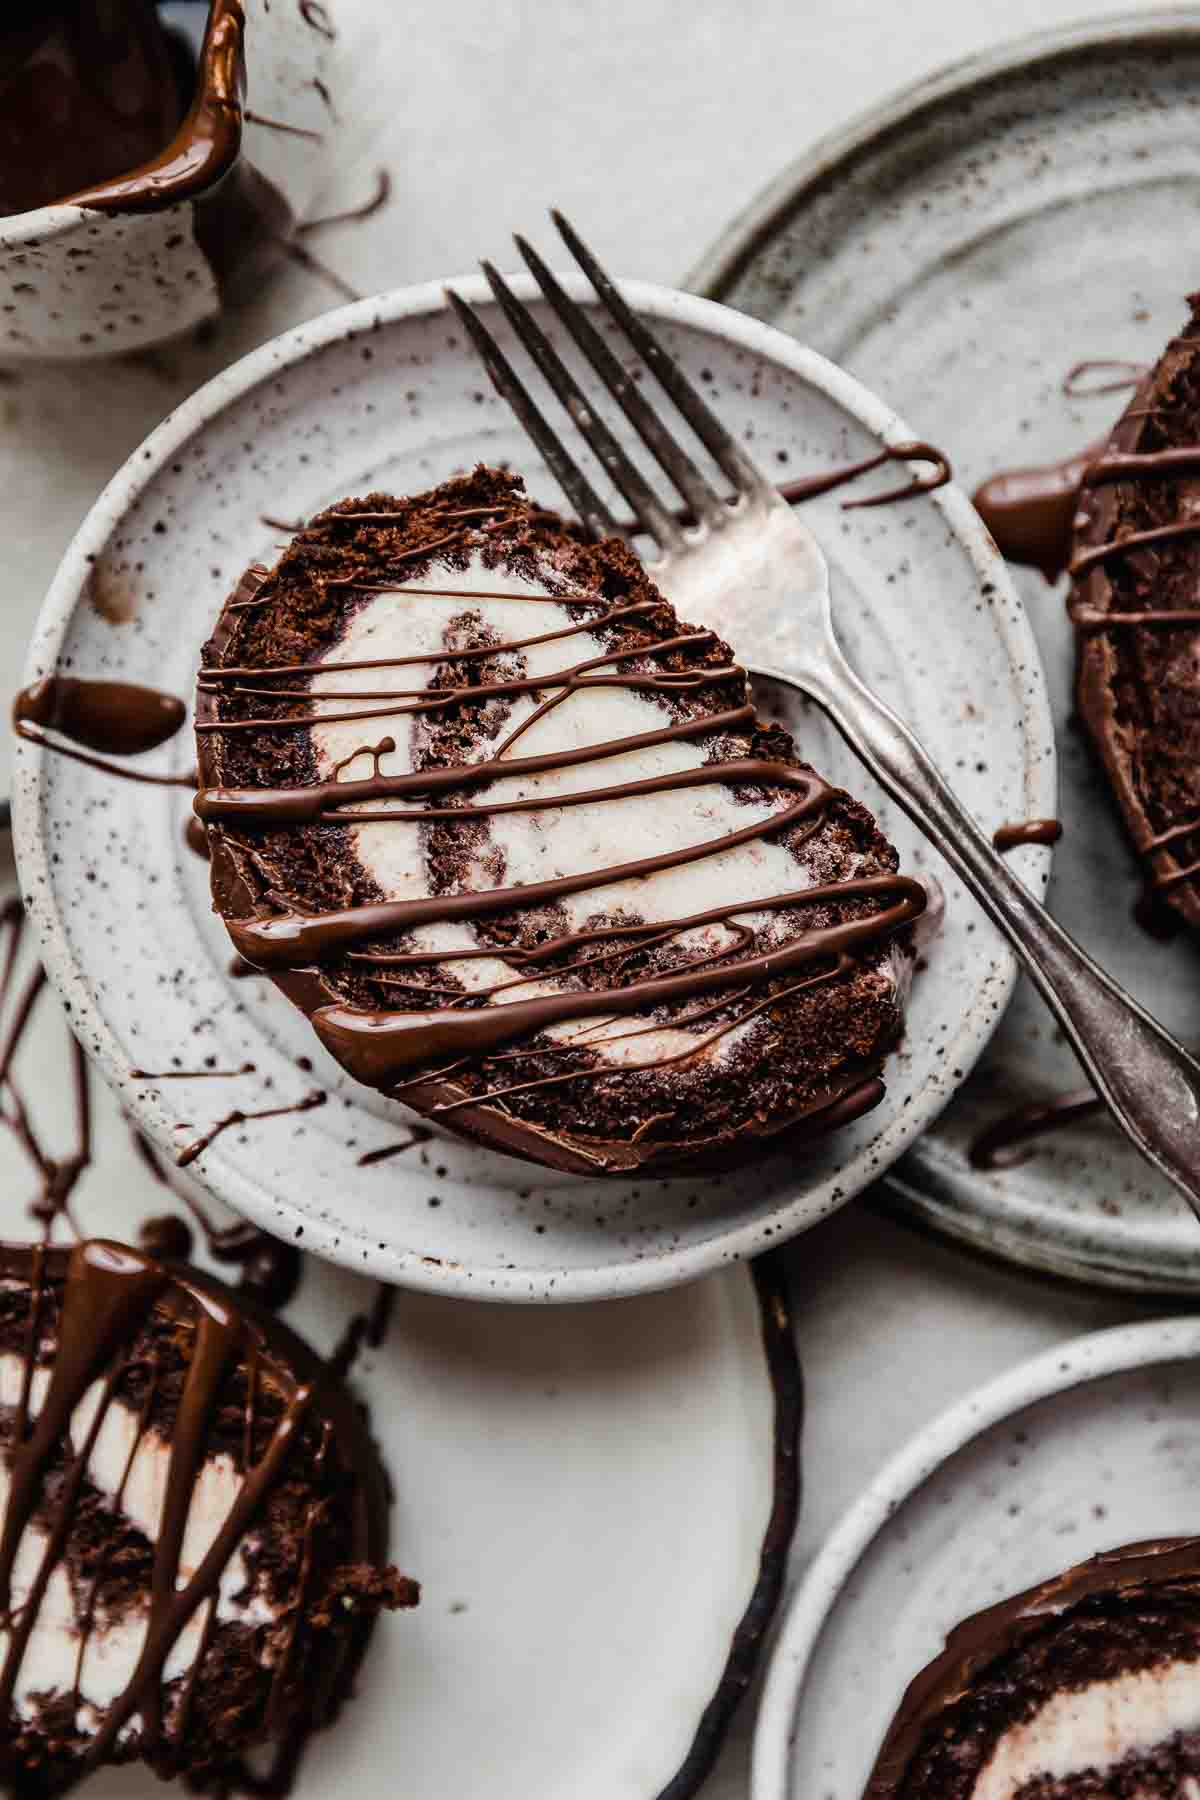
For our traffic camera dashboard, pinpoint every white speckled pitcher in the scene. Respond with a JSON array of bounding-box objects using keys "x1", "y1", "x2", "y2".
[{"x1": 0, "y1": 0, "x2": 331, "y2": 362}]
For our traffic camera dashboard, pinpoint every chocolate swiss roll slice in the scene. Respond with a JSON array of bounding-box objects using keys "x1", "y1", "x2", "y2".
[
  {"x1": 196, "y1": 468, "x2": 925, "y2": 1177},
  {"x1": 866, "y1": 1539, "x2": 1200, "y2": 1798},
  {"x1": 0, "y1": 1238, "x2": 416, "y2": 1796},
  {"x1": 1071, "y1": 297, "x2": 1200, "y2": 933}
]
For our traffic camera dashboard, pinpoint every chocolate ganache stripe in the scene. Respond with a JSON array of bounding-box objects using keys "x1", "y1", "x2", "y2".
[
  {"x1": 311, "y1": 875, "x2": 924, "y2": 1087},
  {"x1": 196, "y1": 632, "x2": 729, "y2": 734},
  {"x1": 227, "y1": 769, "x2": 834, "y2": 968},
  {"x1": 196, "y1": 704, "x2": 756, "y2": 823}
]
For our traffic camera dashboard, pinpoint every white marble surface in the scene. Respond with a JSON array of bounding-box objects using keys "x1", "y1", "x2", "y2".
[{"x1": 0, "y1": 1, "x2": 1186, "y2": 1794}]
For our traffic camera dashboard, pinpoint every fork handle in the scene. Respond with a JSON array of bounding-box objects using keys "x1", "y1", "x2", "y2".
[{"x1": 763, "y1": 644, "x2": 1200, "y2": 1219}]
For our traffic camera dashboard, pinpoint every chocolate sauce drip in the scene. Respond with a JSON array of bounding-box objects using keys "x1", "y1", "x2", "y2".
[
  {"x1": 358, "y1": 1127, "x2": 432, "y2": 1168},
  {"x1": 972, "y1": 445, "x2": 1102, "y2": 583},
  {"x1": 992, "y1": 818, "x2": 1063, "y2": 852},
  {"x1": 139, "y1": 1212, "x2": 194, "y2": 1261},
  {"x1": 967, "y1": 1086, "x2": 1100, "y2": 1170},
  {"x1": 1062, "y1": 359, "x2": 1147, "y2": 398},
  {"x1": 197, "y1": 1218, "x2": 303, "y2": 1311},
  {"x1": 136, "y1": 1139, "x2": 301, "y2": 1311},
  {"x1": 0, "y1": 900, "x2": 91, "y2": 1240},
  {"x1": 176, "y1": 1091, "x2": 326, "y2": 1171},
  {"x1": 298, "y1": 169, "x2": 391, "y2": 237},
  {"x1": 133, "y1": 1062, "x2": 256, "y2": 1079},
  {"x1": 15, "y1": 675, "x2": 184, "y2": 755},
  {"x1": 185, "y1": 814, "x2": 211, "y2": 860},
  {"x1": 14, "y1": 674, "x2": 192, "y2": 786},
  {"x1": 299, "y1": 0, "x2": 337, "y2": 39},
  {"x1": 973, "y1": 438, "x2": 1200, "y2": 583},
  {"x1": 776, "y1": 441, "x2": 950, "y2": 510},
  {"x1": 327, "y1": 1283, "x2": 395, "y2": 1384}
]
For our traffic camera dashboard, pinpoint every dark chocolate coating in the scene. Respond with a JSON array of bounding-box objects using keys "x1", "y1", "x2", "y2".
[{"x1": 0, "y1": 1238, "x2": 416, "y2": 1795}]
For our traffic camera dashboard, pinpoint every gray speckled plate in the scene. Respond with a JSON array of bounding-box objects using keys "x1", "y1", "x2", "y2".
[
  {"x1": 754, "y1": 1314, "x2": 1200, "y2": 1799},
  {"x1": 12, "y1": 276, "x2": 1051, "y2": 1301},
  {"x1": 694, "y1": 10, "x2": 1200, "y2": 1292}
]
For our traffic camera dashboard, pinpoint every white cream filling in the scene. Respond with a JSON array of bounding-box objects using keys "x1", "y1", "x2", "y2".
[
  {"x1": 0, "y1": 1343, "x2": 277, "y2": 1731},
  {"x1": 310, "y1": 555, "x2": 892, "y2": 1072},
  {"x1": 973, "y1": 1659, "x2": 1200, "y2": 1795}
]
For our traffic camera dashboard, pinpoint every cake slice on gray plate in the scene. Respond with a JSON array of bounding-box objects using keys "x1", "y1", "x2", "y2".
[{"x1": 196, "y1": 468, "x2": 925, "y2": 1178}]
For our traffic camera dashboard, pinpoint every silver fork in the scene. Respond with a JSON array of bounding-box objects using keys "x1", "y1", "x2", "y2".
[{"x1": 446, "y1": 213, "x2": 1200, "y2": 1221}]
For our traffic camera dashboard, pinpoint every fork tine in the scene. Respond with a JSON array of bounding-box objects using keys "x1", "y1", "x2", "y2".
[
  {"x1": 512, "y1": 235, "x2": 728, "y2": 530},
  {"x1": 552, "y1": 210, "x2": 769, "y2": 499},
  {"x1": 480, "y1": 261, "x2": 685, "y2": 552},
  {"x1": 444, "y1": 288, "x2": 620, "y2": 541}
]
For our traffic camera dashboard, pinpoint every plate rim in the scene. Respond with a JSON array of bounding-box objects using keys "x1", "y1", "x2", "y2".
[
  {"x1": 751, "y1": 1311, "x2": 1200, "y2": 1800},
  {"x1": 12, "y1": 273, "x2": 1055, "y2": 1302},
  {"x1": 687, "y1": 6, "x2": 1200, "y2": 306}
]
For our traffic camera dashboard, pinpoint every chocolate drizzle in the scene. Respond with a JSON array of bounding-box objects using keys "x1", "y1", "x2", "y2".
[
  {"x1": 972, "y1": 439, "x2": 1200, "y2": 583},
  {"x1": 0, "y1": 899, "x2": 90, "y2": 1240},
  {"x1": 967, "y1": 1086, "x2": 1099, "y2": 1170},
  {"x1": 991, "y1": 818, "x2": 1063, "y2": 853},
  {"x1": 194, "y1": 471, "x2": 931, "y2": 1173},
  {"x1": 176, "y1": 1090, "x2": 326, "y2": 1170},
  {"x1": 14, "y1": 674, "x2": 192, "y2": 786}
]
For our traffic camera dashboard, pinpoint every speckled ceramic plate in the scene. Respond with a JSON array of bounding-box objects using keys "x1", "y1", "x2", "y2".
[
  {"x1": 694, "y1": 10, "x2": 1200, "y2": 1292},
  {"x1": 753, "y1": 1314, "x2": 1200, "y2": 1799},
  {"x1": 0, "y1": 839, "x2": 793, "y2": 1800},
  {"x1": 12, "y1": 276, "x2": 1052, "y2": 1301}
]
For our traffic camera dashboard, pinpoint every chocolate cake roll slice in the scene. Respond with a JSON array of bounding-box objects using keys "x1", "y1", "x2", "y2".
[
  {"x1": 866, "y1": 1539, "x2": 1200, "y2": 1798},
  {"x1": 0, "y1": 1238, "x2": 417, "y2": 1797},
  {"x1": 1071, "y1": 297, "x2": 1200, "y2": 932},
  {"x1": 196, "y1": 468, "x2": 925, "y2": 1178}
]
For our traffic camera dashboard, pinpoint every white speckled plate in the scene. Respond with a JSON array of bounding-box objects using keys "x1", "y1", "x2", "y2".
[
  {"x1": 694, "y1": 10, "x2": 1200, "y2": 1291},
  {"x1": 753, "y1": 1314, "x2": 1200, "y2": 1800},
  {"x1": 12, "y1": 275, "x2": 1052, "y2": 1301},
  {"x1": 0, "y1": 840, "x2": 787, "y2": 1800}
]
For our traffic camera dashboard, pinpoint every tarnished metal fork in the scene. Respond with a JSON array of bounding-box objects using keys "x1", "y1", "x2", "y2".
[{"x1": 446, "y1": 212, "x2": 1200, "y2": 1221}]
